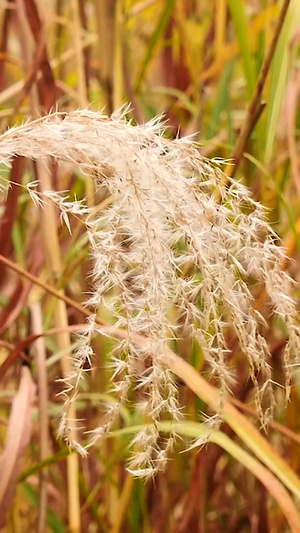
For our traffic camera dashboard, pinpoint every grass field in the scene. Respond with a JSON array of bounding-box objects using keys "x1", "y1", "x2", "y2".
[{"x1": 1, "y1": 1, "x2": 300, "y2": 532}]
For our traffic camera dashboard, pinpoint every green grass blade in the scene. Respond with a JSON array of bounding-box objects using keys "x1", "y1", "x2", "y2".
[
  {"x1": 208, "y1": 60, "x2": 235, "y2": 138},
  {"x1": 169, "y1": 354, "x2": 300, "y2": 500},
  {"x1": 228, "y1": 0, "x2": 256, "y2": 95},
  {"x1": 265, "y1": 0, "x2": 300, "y2": 163},
  {"x1": 21, "y1": 483, "x2": 66, "y2": 533},
  {"x1": 135, "y1": 0, "x2": 176, "y2": 92},
  {"x1": 163, "y1": 422, "x2": 300, "y2": 532}
]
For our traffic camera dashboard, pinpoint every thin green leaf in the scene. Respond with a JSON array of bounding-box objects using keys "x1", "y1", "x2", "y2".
[
  {"x1": 228, "y1": 0, "x2": 256, "y2": 95},
  {"x1": 135, "y1": 0, "x2": 176, "y2": 92}
]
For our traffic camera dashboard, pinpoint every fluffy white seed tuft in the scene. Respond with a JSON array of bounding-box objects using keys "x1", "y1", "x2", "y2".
[{"x1": 1, "y1": 109, "x2": 300, "y2": 477}]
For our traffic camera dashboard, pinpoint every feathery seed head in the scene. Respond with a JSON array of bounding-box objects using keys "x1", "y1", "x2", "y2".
[{"x1": 1, "y1": 109, "x2": 300, "y2": 477}]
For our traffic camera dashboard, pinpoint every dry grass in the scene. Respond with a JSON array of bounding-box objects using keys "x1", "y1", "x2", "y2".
[{"x1": 1, "y1": 1, "x2": 300, "y2": 532}]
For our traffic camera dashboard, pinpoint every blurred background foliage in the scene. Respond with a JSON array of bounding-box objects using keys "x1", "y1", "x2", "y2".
[{"x1": 1, "y1": 0, "x2": 300, "y2": 531}]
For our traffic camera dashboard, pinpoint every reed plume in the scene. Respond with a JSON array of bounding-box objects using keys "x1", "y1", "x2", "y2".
[{"x1": 1, "y1": 109, "x2": 299, "y2": 477}]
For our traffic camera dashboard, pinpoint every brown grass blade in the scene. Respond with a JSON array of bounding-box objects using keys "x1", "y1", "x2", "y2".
[
  {"x1": 0, "y1": 280, "x2": 29, "y2": 337},
  {"x1": 0, "y1": 366, "x2": 36, "y2": 527},
  {"x1": 0, "y1": 156, "x2": 24, "y2": 284},
  {"x1": 24, "y1": 0, "x2": 57, "y2": 110},
  {"x1": 10, "y1": 33, "x2": 46, "y2": 122},
  {"x1": 0, "y1": 6, "x2": 12, "y2": 91}
]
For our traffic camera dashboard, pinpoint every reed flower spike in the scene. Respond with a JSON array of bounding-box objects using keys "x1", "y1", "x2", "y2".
[{"x1": 1, "y1": 109, "x2": 300, "y2": 478}]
